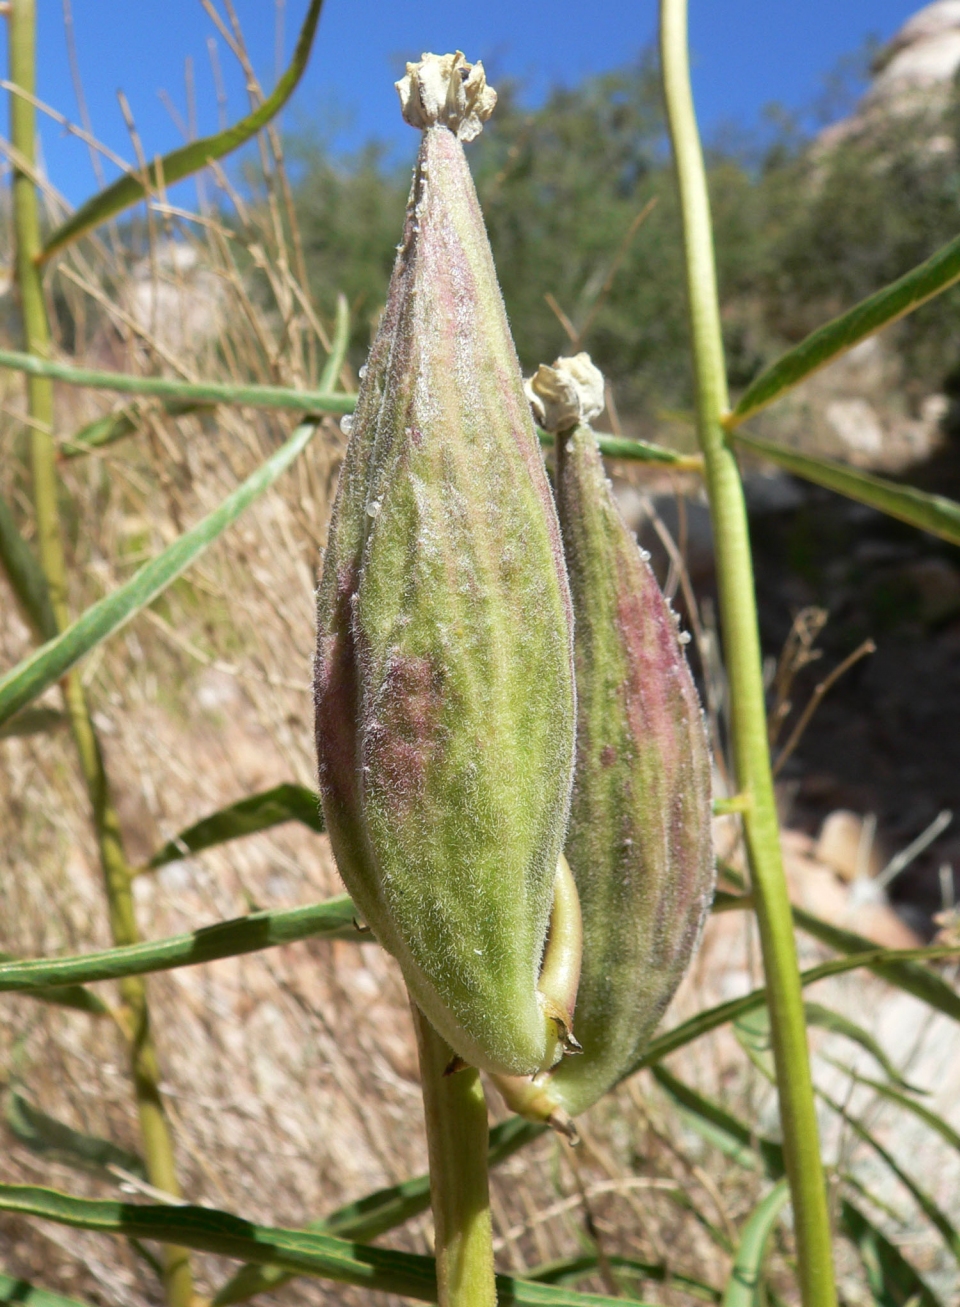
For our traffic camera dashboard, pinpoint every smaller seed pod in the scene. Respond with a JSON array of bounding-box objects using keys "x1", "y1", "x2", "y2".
[{"x1": 496, "y1": 356, "x2": 715, "y2": 1129}]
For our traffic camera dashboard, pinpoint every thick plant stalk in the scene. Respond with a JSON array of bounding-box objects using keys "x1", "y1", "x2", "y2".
[
  {"x1": 658, "y1": 3, "x2": 837, "y2": 1305},
  {"x1": 411, "y1": 1003, "x2": 497, "y2": 1307},
  {"x1": 7, "y1": 5, "x2": 193, "y2": 1304}
]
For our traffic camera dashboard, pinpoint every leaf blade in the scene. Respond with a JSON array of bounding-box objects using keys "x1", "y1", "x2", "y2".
[
  {"x1": 729, "y1": 229, "x2": 960, "y2": 426},
  {"x1": 40, "y1": 0, "x2": 325, "y2": 261},
  {"x1": 729, "y1": 430, "x2": 960, "y2": 548},
  {"x1": 0, "y1": 1268, "x2": 95, "y2": 1307},
  {"x1": 0, "y1": 952, "x2": 109, "y2": 1018},
  {"x1": 0, "y1": 492, "x2": 57, "y2": 641},
  {"x1": 0, "y1": 896, "x2": 364, "y2": 993},
  {"x1": 721, "y1": 865, "x2": 960, "y2": 1024},
  {"x1": 144, "y1": 783, "x2": 324, "y2": 870},
  {"x1": 0, "y1": 419, "x2": 320, "y2": 729},
  {"x1": 722, "y1": 1179, "x2": 790, "y2": 1307},
  {"x1": 0, "y1": 1184, "x2": 655, "y2": 1307},
  {"x1": 0, "y1": 346, "x2": 355, "y2": 414},
  {"x1": 213, "y1": 1116, "x2": 544, "y2": 1305}
]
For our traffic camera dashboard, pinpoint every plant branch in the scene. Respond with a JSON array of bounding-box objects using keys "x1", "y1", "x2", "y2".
[
  {"x1": 411, "y1": 1003, "x2": 497, "y2": 1307},
  {"x1": 658, "y1": 3, "x2": 837, "y2": 1304},
  {"x1": 7, "y1": 7, "x2": 192, "y2": 1303}
]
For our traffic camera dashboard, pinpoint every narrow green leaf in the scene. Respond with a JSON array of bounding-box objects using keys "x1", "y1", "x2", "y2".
[
  {"x1": 0, "y1": 707, "x2": 67, "y2": 739},
  {"x1": 0, "y1": 418, "x2": 320, "y2": 729},
  {"x1": 845, "y1": 1068, "x2": 960, "y2": 1153},
  {"x1": 721, "y1": 865, "x2": 960, "y2": 1024},
  {"x1": 651, "y1": 1065, "x2": 785, "y2": 1177},
  {"x1": 317, "y1": 293, "x2": 350, "y2": 394},
  {"x1": 0, "y1": 952, "x2": 109, "y2": 1018},
  {"x1": 0, "y1": 345, "x2": 692, "y2": 470},
  {"x1": 0, "y1": 1184, "x2": 652, "y2": 1307},
  {"x1": 729, "y1": 430, "x2": 960, "y2": 548},
  {"x1": 0, "y1": 896, "x2": 364, "y2": 994},
  {"x1": 729, "y1": 229, "x2": 960, "y2": 426},
  {"x1": 145, "y1": 783, "x2": 323, "y2": 871},
  {"x1": 820, "y1": 1087, "x2": 960, "y2": 1269},
  {"x1": 0, "y1": 1269, "x2": 94, "y2": 1307},
  {"x1": 0, "y1": 493, "x2": 57, "y2": 641},
  {"x1": 841, "y1": 1198, "x2": 941, "y2": 1307},
  {"x1": 527, "y1": 1255, "x2": 720, "y2": 1302},
  {"x1": 537, "y1": 426, "x2": 699, "y2": 467},
  {"x1": 214, "y1": 1116, "x2": 543, "y2": 1305},
  {"x1": 40, "y1": 0, "x2": 325, "y2": 261},
  {"x1": 0, "y1": 346, "x2": 354, "y2": 415},
  {"x1": 632, "y1": 944, "x2": 960, "y2": 1074},
  {"x1": 803, "y1": 1003, "x2": 922, "y2": 1091},
  {"x1": 60, "y1": 399, "x2": 212, "y2": 459},
  {"x1": 722, "y1": 1179, "x2": 789, "y2": 1307},
  {"x1": 6, "y1": 1090, "x2": 145, "y2": 1179},
  {"x1": 652, "y1": 1067, "x2": 941, "y2": 1307},
  {"x1": 734, "y1": 1001, "x2": 921, "y2": 1092}
]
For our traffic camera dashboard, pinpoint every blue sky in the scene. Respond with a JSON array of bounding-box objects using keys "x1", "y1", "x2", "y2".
[{"x1": 0, "y1": 1, "x2": 926, "y2": 208}]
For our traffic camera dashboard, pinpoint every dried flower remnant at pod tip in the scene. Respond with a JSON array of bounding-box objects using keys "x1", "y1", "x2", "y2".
[
  {"x1": 396, "y1": 51, "x2": 497, "y2": 142},
  {"x1": 525, "y1": 353, "x2": 606, "y2": 434},
  {"x1": 494, "y1": 355, "x2": 715, "y2": 1132},
  {"x1": 314, "y1": 54, "x2": 580, "y2": 1078}
]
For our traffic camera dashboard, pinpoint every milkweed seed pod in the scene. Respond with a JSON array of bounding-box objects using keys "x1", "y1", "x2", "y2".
[
  {"x1": 314, "y1": 55, "x2": 579, "y2": 1077},
  {"x1": 496, "y1": 356, "x2": 714, "y2": 1125}
]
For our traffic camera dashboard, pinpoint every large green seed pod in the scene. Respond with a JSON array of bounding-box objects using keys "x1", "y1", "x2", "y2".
[
  {"x1": 496, "y1": 357, "x2": 714, "y2": 1124},
  {"x1": 314, "y1": 55, "x2": 578, "y2": 1077}
]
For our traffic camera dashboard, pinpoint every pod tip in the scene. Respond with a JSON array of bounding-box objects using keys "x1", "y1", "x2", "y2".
[{"x1": 396, "y1": 51, "x2": 497, "y2": 141}]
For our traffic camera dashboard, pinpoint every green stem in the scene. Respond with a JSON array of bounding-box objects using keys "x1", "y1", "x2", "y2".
[
  {"x1": 410, "y1": 1003, "x2": 497, "y2": 1307},
  {"x1": 7, "y1": 6, "x2": 192, "y2": 1304},
  {"x1": 658, "y1": 4, "x2": 837, "y2": 1306}
]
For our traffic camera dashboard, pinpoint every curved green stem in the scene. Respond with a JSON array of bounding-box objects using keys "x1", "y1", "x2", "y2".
[
  {"x1": 658, "y1": 3, "x2": 837, "y2": 1305},
  {"x1": 8, "y1": 5, "x2": 192, "y2": 1303},
  {"x1": 410, "y1": 1003, "x2": 497, "y2": 1307}
]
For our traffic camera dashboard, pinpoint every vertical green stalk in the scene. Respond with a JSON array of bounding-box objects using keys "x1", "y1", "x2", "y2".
[
  {"x1": 658, "y1": 4, "x2": 837, "y2": 1305},
  {"x1": 411, "y1": 1002, "x2": 497, "y2": 1307},
  {"x1": 7, "y1": 5, "x2": 193, "y2": 1304}
]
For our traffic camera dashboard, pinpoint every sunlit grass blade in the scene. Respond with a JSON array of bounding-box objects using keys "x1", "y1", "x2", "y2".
[
  {"x1": 840, "y1": 1199, "x2": 941, "y2": 1307},
  {"x1": 213, "y1": 1116, "x2": 542, "y2": 1305},
  {"x1": 60, "y1": 400, "x2": 212, "y2": 459},
  {"x1": 7, "y1": 1091, "x2": 145, "y2": 1180},
  {"x1": 318, "y1": 292, "x2": 350, "y2": 393},
  {"x1": 728, "y1": 229, "x2": 960, "y2": 427},
  {"x1": 735, "y1": 1001, "x2": 922, "y2": 1091},
  {"x1": 722, "y1": 1179, "x2": 789, "y2": 1307},
  {"x1": 721, "y1": 865, "x2": 960, "y2": 1023},
  {"x1": 651, "y1": 1065, "x2": 785, "y2": 1175},
  {"x1": 0, "y1": 346, "x2": 355, "y2": 414},
  {"x1": 631, "y1": 944, "x2": 960, "y2": 1072},
  {"x1": 144, "y1": 784, "x2": 324, "y2": 871},
  {"x1": 537, "y1": 426, "x2": 701, "y2": 467},
  {"x1": 527, "y1": 1256, "x2": 719, "y2": 1303},
  {"x1": 0, "y1": 1268, "x2": 94, "y2": 1307},
  {"x1": 0, "y1": 419, "x2": 320, "y2": 729},
  {"x1": 652, "y1": 1067, "x2": 942, "y2": 1307},
  {"x1": 0, "y1": 707, "x2": 67, "y2": 739},
  {"x1": 0, "y1": 951, "x2": 109, "y2": 1018},
  {"x1": 0, "y1": 896, "x2": 364, "y2": 994},
  {"x1": 819, "y1": 1087, "x2": 960, "y2": 1270},
  {"x1": 0, "y1": 493, "x2": 57, "y2": 640},
  {"x1": 632, "y1": 946, "x2": 960, "y2": 1076},
  {"x1": 728, "y1": 430, "x2": 960, "y2": 547},
  {"x1": 0, "y1": 346, "x2": 693, "y2": 467},
  {"x1": 844, "y1": 1067, "x2": 960, "y2": 1152},
  {"x1": 0, "y1": 1184, "x2": 653, "y2": 1307},
  {"x1": 40, "y1": 0, "x2": 325, "y2": 261}
]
